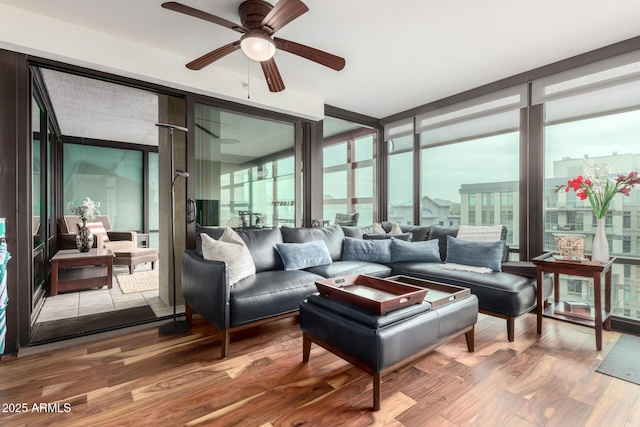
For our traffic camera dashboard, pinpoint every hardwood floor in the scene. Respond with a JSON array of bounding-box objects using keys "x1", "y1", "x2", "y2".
[{"x1": 1, "y1": 312, "x2": 639, "y2": 426}]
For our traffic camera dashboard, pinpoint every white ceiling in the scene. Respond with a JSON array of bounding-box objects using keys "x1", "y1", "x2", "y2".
[
  {"x1": 3, "y1": 0, "x2": 640, "y2": 119},
  {"x1": 41, "y1": 68, "x2": 161, "y2": 145}
]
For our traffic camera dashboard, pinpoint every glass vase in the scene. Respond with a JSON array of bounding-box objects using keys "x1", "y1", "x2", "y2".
[
  {"x1": 591, "y1": 217, "x2": 609, "y2": 263},
  {"x1": 76, "y1": 220, "x2": 94, "y2": 252}
]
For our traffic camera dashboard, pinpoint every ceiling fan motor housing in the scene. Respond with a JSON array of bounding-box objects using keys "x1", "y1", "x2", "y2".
[{"x1": 239, "y1": 0, "x2": 273, "y2": 32}]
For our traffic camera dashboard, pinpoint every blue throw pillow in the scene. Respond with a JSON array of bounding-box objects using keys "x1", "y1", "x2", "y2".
[
  {"x1": 342, "y1": 237, "x2": 392, "y2": 264},
  {"x1": 275, "y1": 240, "x2": 332, "y2": 271},
  {"x1": 391, "y1": 238, "x2": 441, "y2": 263},
  {"x1": 445, "y1": 235, "x2": 505, "y2": 272}
]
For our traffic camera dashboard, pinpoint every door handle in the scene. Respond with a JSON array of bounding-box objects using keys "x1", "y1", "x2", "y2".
[{"x1": 187, "y1": 198, "x2": 196, "y2": 224}]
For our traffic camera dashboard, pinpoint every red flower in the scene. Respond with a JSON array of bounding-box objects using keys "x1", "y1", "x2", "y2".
[
  {"x1": 576, "y1": 189, "x2": 589, "y2": 200},
  {"x1": 553, "y1": 160, "x2": 640, "y2": 219}
]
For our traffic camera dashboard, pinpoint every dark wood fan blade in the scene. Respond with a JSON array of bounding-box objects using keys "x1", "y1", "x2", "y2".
[
  {"x1": 186, "y1": 41, "x2": 241, "y2": 70},
  {"x1": 260, "y1": 58, "x2": 285, "y2": 92},
  {"x1": 162, "y1": 2, "x2": 247, "y2": 33},
  {"x1": 261, "y1": 0, "x2": 309, "y2": 34},
  {"x1": 274, "y1": 37, "x2": 345, "y2": 71}
]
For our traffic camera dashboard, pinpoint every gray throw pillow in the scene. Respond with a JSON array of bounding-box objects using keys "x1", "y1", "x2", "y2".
[
  {"x1": 275, "y1": 240, "x2": 332, "y2": 271},
  {"x1": 281, "y1": 225, "x2": 345, "y2": 261},
  {"x1": 342, "y1": 237, "x2": 392, "y2": 264},
  {"x1": 391, "y1": 238, "x2": 441, "y2": 263},
  {"x1": 445, "y1": 235, "x2": 505, "y2": 272}
]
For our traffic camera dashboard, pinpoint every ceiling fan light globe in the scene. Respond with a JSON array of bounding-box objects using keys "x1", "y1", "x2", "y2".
[{"x1": 240, "y1": 32, "x2": 276, "y2": 61}]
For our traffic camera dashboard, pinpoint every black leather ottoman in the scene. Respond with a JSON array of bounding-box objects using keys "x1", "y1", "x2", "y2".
[{"x1": 299, "y1": 292, "x2": 478, "y2": 410}]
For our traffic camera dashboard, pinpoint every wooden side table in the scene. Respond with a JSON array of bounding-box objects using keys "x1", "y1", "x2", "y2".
[
  {"x1": 50, "y1": 248, "x2": 114, "y2": 296},
  {"x1": 531, "y1": 253, "x2": 614, "y2": 351}
]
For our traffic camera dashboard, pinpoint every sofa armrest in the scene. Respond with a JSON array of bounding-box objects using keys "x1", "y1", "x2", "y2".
[
  {"x1": 501, "y1": 261, "x2": 537, "y2": 278},
  {"x1": 182, "y1": 249, "x2": 230, "y2": 329},
  {"x1": 57, "y1": 233, "x2": 78, "y2": 250},
  {"x1": 107, "y1": 230, "x2": 137, "y2": 243}
]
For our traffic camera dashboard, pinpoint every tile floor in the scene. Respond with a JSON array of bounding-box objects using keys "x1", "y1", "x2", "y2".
[{"x1": 35, "y1": 262, "x2": 184, "y2": 323}]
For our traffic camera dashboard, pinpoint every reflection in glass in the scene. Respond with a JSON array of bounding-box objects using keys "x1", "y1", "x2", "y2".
[{"x1": 195, "y1": 104, "x2": 296, "y2": 228}]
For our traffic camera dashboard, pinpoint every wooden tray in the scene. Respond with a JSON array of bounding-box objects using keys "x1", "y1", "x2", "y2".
[
  {"x1": 386, "y1": 276, "x2": 471, "y2": 309},
  {"x1": 314, "y1": 275, "x2": 428, "y2": 315}
]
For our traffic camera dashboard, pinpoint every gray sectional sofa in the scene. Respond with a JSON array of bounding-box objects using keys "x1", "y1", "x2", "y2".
[{"x1": 183, "y1": 223, "x2": 553, "y2": 358}]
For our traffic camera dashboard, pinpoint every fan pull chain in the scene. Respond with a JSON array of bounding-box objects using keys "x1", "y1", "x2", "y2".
[{"x1": 247, "y1": 59, "x2": 251, "y2": 99}]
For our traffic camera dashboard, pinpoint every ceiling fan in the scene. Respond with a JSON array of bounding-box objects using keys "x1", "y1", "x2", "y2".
[{"x1": 161, "y1": 0, "x2": 346, "y2": 92}]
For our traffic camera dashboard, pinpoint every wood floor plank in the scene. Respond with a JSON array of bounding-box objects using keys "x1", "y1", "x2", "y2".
[
  {"x1": 466, "y1": 389, "x2": 528, "y2": 427},
  {"x1": 516, "y1": 374, "x2": 572, "y2": 426},
  {"x1": 1, "y1": 312, "x2": 638, "y2": 426},
  {"x1": 586, "y1": 377, "x2": 640, "y2": 427},
  {"x1": 437, "y1": 371, "x2": 518, "y2": 426},
  {"x1": 545, "y1": 396, "x2": 594, "y2": 427},
  {"x1": 506, "y1": 353, "x2": 563, "y2": 399}
]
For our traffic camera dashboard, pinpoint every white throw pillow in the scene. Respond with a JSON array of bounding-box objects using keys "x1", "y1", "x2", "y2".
[
  {"x1": 389, "y1": 223, "x2": 403, "y2": 235},
  {"x1": 372, "y1": 222, "x2": 403, "y2": 235},
  {"x1": 372, "y1": 223, "x2": 386, "y2": 234},
  {"x1": 200, "y1": 227, "x2": 256, "y2": 285}
]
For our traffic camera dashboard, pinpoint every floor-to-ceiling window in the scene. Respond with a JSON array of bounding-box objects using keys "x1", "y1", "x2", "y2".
[
  {"x1": 62, "y1": 144, "x2": 144, "y2": 232},
  {"x1": 418, "y1": 87, "x2": 525, "y2": 249},
  {"x1": 194, "y1": 104, "x2": 300, "y2": 229},
  {"x1": 322, "y1": 117, "x2": 377, "y2": 226},
  {"x1": 385, "y1": 119, "x2": 414, "y2": 225},
  {"x1": 537, "y1": 50, "x2": 640, "y2": 320},
  {"x1": 385, "y1": 87, "x2": 525, "y2": 247}
]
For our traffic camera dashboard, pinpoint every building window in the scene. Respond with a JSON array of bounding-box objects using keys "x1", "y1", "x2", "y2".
[
  {"x1": 501, "y1": 192, "x2": 513, "y2": 206},
  {"x1": 625, "y1": 284, "x2": 631, "y2": 303},
  {"x1": 482, "y1": 193, "x2": 494, "y2": 207},
  {"x1": 500, "y1": 210, "x2": 513, "y2": 223},
  {"x1": 482, "y1": 210, "x2": 495, "y2": 225},
  {"x1": 623, "y1": 211, "x2": 631, "y2": 228},
  {"x1": 567, "y1": 279, "x2": 582, "y2": 298}
]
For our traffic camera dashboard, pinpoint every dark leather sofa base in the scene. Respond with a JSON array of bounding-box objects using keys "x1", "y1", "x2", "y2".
[
  {"x1": 186, "y1": 305, "x2": 299, "y2": 360},
  {"x1": 300, "y1": 293, "x2": 478, "y2": 410},
  {"x1": 391, "y1": 262, "x2": 554, "y2": 342}
]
